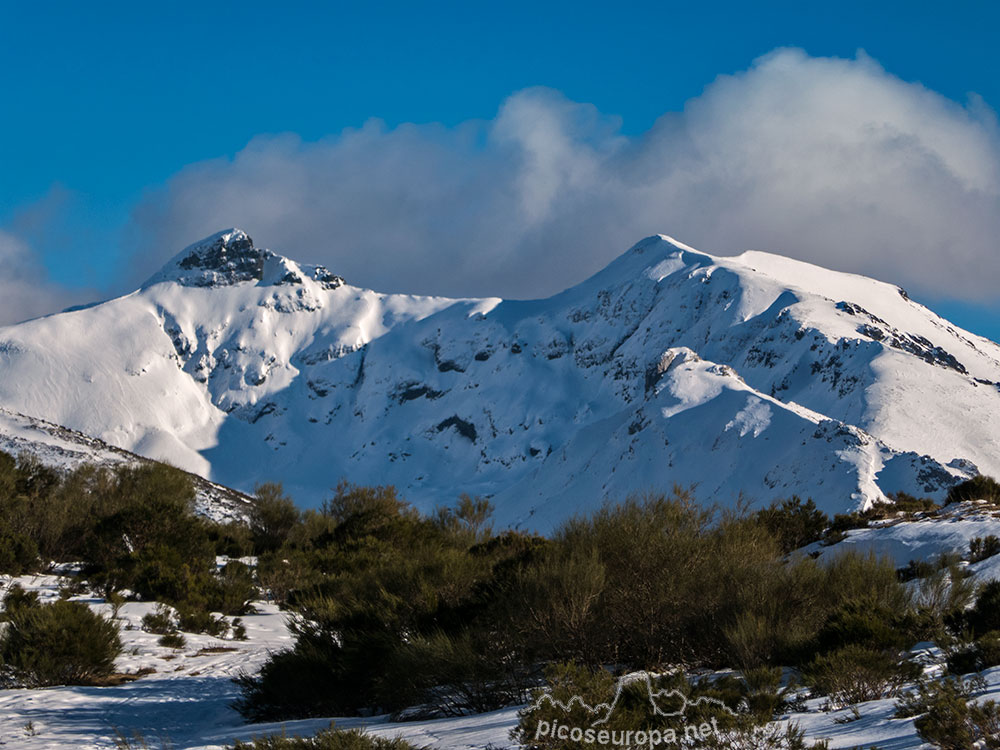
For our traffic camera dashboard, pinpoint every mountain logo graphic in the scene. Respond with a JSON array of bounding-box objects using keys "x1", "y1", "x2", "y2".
[{"x1": 525, "y1": 670, "x2": 737, "y2": 727}]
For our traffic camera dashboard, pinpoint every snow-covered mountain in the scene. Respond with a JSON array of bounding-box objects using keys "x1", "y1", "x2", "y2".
[{"x1": 1, "y1": 228, "x2": 998, "y2": 529}]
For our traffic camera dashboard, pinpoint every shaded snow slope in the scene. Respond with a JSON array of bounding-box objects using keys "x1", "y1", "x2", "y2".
[{"x1": 1, "y1": 229, "x2": 998, "y2": 529}]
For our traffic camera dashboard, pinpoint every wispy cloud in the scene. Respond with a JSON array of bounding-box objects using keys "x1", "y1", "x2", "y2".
[{"x1": 0, "y1": 230, "x2": 77, "y2": 326}]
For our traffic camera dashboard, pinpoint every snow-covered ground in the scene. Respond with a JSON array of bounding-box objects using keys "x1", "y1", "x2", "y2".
[
  {"x1": 0, "y1": 572, "x2": 519, "y2": 749},
  {"x1": 3, "y1": 554, "x2": 1000, "y2": 750},
  {"x1": 808, "y1": 500, "x2": 1000, "y2": 580}
]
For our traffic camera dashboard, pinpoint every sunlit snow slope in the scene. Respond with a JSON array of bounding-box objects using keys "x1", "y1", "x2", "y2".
[{"x1": 1, "y1": 229, "x2": 998, "y2": 529}]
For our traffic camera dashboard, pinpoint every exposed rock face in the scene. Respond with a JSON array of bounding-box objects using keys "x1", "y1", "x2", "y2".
[
  {"x1": 145, "y1": 229, "x2": 344, "y2": 290},
  {"x1": 170, "y1": 229, "x2": 267, "y2": 287}
]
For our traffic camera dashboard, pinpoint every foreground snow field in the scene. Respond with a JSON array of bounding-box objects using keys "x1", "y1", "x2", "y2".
[
  {"x1": 0, "y1": 573, "x2": 520, "y2": 750},
  {"x1": 4, "y1": 552, "x2": 1000, "y2": 750}
]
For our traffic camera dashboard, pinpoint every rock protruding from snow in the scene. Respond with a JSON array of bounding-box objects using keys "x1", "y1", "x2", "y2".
[
  {"x1": 147, "y1": 229, "x2": 266, "y2": 287},
  {"x1": 144, "y1": 229, "x2": 345, "y2": 291}
]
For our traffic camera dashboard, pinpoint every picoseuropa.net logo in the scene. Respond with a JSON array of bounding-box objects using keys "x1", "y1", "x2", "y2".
[{"x1": 524, "y1": 671, "x2": 737, "y2": 748}]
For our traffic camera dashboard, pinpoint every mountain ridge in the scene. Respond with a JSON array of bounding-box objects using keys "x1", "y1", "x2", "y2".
[
  {"x1": 1, "y1": 229, "x2": 997, "y2": 529},
  {"x1": 0, "y1": 406, "x2": 251, "y2": 522}
]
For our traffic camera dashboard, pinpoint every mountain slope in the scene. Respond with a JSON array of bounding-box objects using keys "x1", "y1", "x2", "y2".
[
  {"x1": 0, "y1": 407, "x2": 251, "y2": 522},
  {"x1": 1, "y1": 229, "x2": 997, "y2": 529}
]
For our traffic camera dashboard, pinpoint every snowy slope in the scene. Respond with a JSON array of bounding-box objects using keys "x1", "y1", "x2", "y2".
[
  {"x1": 0, "y1": 407, "x2": 251, "y2": 522},
  {"x1": 1, "y1": 229, "x2": 998, "y2": 529}
]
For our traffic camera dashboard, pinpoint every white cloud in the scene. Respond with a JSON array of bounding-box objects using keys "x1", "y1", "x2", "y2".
[
  {"x1": 123, "y1": 48, "x2": 1000, "y2": 301},
  {"x1": 0, "y1": 230, "x2": 74, "y2": 326}
]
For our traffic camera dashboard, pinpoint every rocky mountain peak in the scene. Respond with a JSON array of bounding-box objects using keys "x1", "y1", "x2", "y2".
[
  {"x1": 143, "y1": 229, "x2": 345, "y2": 291},
  {"x1": 147, "y1": 228, "x2": 267, "y2": 287}
]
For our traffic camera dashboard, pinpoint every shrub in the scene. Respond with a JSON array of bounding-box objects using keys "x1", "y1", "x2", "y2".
[
  {"x1": 158, "y1": 632, "x2": 186, "y2": 649},
  {"x1": 249, "y1": 483, "x2": 300, "y2": 554},
  {"x1": 753, "y1": 497, "x2": 828, "y2": 554},
  {"x1": 880, "y1": 491, "x2": 939, "y2": 516},
  {"x1": 80, "y1": 463, "x2": 218, "y2": 602},
  {"x1": 257, "y1": 548, "x2": 319, "y2": 606},
  {"x1": 911, "y1": 559, "x2": 976, "y2": 639},
  {"x1": 0, "y1": 530, "x2": 38, "y2": 574},
  {"x1": 950, "y1": 580, "x2": 1000, "y2": 637},
  {"x1": 505, "y1": 545, "x2": 607, "y2": 664},
  {"x1": 112, "y1": 729, "x2": 175, "y2": 749},
  {"x1": 238, "y1": 488, "x2": 914, "y2": 722},
  {"x1": 947, "y1": 632, "x2": 1000, "y2": 675},
  {"x1": 142, "y1": 605, "x2": 177, "y2": 635},
  {"x1": 206, "y1": 519, "x2": 254, "y2": 558},
  {"x1": 0, "y1": 584, "x2": 39, "y2": 618},
  {"x1": 812, "y1": 601, "x2": 911, "y2": 655},
  {"x1": 898, "y1": 559, "x2": 937, "y2": 582},
  {"x1": 897, "y1": 676, "x2": 1000, "y2": 750},
  {"x1": 0, "y1": 596, "x2": 121, "y2": 686},
  {"x1": 823, "y1": 513, "x2": 870, "y2": 544},
  {"x1": 513, "y1": 662, "x2": 826, "y2": 750},
  {"x1": 229, "y1": 725, "x2": 423, "y2": 749},
  {"x1": 544, "y1": 490, "x2": 787, "y2": 667},
  {"x1": 233, "y1": 622, "x2": 353, "y2": 722},
  {"x1": 232, "y1": 618, "x2": 248, "y2": 641},
  {"x1": 802, "y1": 645, "x2": 920, "y2": 707},
  {"x1": 236, "y1": 486, "x2": 512, "y2": 721},
  {"x1": 946, "y1": 475, "x2": 1000, "y2": 506},
  {"x1": 970, "y1": 536, "x2": 1000, "y2": 564},
  {"x1": 177, "y1": 608, "x2": 229, "y2": 637},
  {"x1": 696, "y1": 725, "x2": 828, "y2": 750},
  {"x1": 216, "y1": 560, "x2": 257, "y2": 616},
  {"x1": 387, "y1": 628, "x2": 531, "y2": 716}
]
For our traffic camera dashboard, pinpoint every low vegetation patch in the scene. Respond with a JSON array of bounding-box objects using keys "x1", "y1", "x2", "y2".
[
  {"x1": 229, "y1": 726, "x2": 424, "y2": 749},
  {"x1": 0, "y1": 587, "x2": 121, "y2": 687}
]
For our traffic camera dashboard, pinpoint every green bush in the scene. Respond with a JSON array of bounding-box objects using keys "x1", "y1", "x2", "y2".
[
  {"x1": 233, "y1": 621, "x2": 353, "y2": 721},
  {"x1": 880, "y1": 491, "x2": 939, "y2": 516},
  {"x1": 216, "y1": 560, "x2": 257, "y2": 616},
  {"x1": 812, "y1": 601, "x2": 911, "y2": 655},
  {"x1": 232, "y1": 618, "x2": 248, "y2": 641},
  {"x1": 0, "y1": 530, "x2": 38, "y2": 574},
  {"x1": 141, "y1": 605, "x2": 176, "y2": 634},
  {"x1": 158, "y1": 632, "x2": 186, "y2": 649},
  {"x1": 946, "y1": 475, "x2": 1000, "y2": 506},
  {"x1": 753, "y1": 497, "x2": 829, "y2": 554},
  {"x1": 177, "y1": 608, "x2": 229, "y2": 637},
  {"x1": 83, "y1": 464, "x2": 216, "y2": 601},
  {"x1": 234, "y1": 488, "x2": 519, "y2": 720},
  {"x1": 513, "y1": 662, "x2": 825, "y2": 750},
  {"x1": 239, "y1": 488, "x2": 914, "y2": 721},
  {"x1": 0, "y1": 595, "x2": 121, "y2": 686},
  {"x1": 0, "y1": 585, "x2": 40, "y2": 618},
  {"x1": 970, "y1": 536, "x2": 1000, "y2": 563},
  {"x1": 950, "y1": 580, "x2": 1000, "y2": 637},
  {"x1": 896, "y1": 676, "x2": 1000, "y2": 750},
  {"x1": 802, "y1": 645, "x2": 919, "y2": 707},
  {"x1": 947, "y1": 631, "x2": 1000, "y2": 675},
  {"x1": 229, "y1": 725, "x2": 423, "y2": 749},
  {"x1": 206, "y1": 519, "x2": 254, "y2": 558},
  {"x1": 249, "y1": 483, "x2": 300, "y2": 554}
]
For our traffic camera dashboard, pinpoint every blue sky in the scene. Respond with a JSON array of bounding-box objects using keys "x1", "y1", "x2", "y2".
[{"x1": 1, "y1": 1, "x2": 998, "y2": 338}]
